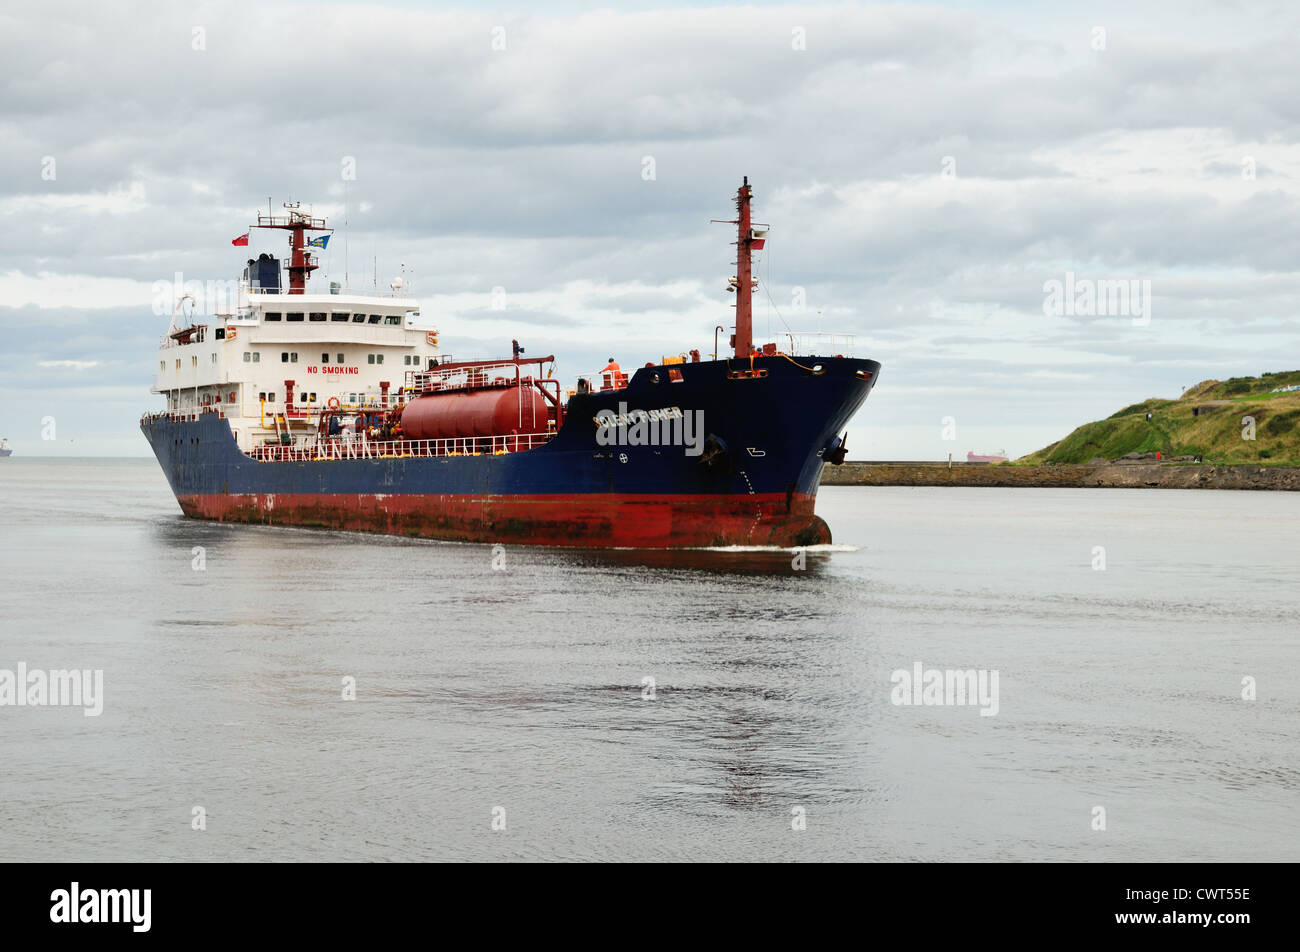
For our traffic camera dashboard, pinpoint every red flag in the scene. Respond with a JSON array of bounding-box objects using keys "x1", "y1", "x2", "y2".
[{"x1": 232, "y1": 233, "x2": 249, "y2": 246}]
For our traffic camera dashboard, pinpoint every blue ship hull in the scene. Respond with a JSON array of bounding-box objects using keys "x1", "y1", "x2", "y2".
[{"x1": 142, "y1": 355, "x2": 880, "y2": 547}]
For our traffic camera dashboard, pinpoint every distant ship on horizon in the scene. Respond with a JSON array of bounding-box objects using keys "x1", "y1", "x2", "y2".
[
  {"x1": 967, "y1": 449, "x2": 1008, "y2": 463},
  {"x1": 0, "y1": 438, "x2": 12, "y2": 458}
]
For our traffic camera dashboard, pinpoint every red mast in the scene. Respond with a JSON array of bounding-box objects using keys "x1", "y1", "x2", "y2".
[
  {"x1": 733, "y1": 177, "x2": 754, "y2": 358},
  {"x1": 251, "y1": 203, "x2": 331, "y2": 294}
]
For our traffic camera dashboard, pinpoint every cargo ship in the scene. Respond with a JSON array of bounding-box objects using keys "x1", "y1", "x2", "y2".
[
  {"x1": 141, "y1": 180, "x2": 880, "y2": 547},
  {"x1": 0, "y1": 439, "x2": 11, "y2": 458}
]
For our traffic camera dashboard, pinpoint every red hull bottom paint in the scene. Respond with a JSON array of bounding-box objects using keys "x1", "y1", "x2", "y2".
[{"x1": 176, "y1": 492, "x2": 831, "y2": 548}]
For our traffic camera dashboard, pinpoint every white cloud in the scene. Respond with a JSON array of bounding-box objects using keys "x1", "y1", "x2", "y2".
[
  {"x1": 37, "y1": 359, "x2": 102, "y2": 370},
  {"x1": 0, "y1": 181, "x2": 147, "y2": 216},
  {"x1": 0, "y1": 271, "x2": 155, "y2": 309}
]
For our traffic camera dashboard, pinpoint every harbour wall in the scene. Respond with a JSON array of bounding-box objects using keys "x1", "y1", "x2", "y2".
[{"x1": 821, "y1": 461, "x2": 1300, "y2": 491}]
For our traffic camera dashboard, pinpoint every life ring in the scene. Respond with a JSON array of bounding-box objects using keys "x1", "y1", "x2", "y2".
[
  {"x1": 426, "y1": 332, "x2": 438, "y2": 346},
  {"x1": 327, "y1": 396, "x2": 341, "y2": 410},
  {"x1": 226, "y1": 326, "x2": 237, "y2": 340}
]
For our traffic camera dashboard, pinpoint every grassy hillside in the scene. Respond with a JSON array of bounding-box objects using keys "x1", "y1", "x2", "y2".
[{"x1": 1019, "y1": 371, "x2": 1300, "y2": 465}]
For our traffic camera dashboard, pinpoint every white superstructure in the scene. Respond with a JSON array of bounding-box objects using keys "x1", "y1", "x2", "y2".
[{"x1": 153, "y1": 286, "x2": 440, "y2": 453}]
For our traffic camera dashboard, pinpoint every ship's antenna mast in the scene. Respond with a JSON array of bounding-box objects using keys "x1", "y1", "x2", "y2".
[
  {"x1": 250, "y1": 201, "x2": 331, "y2": 294},
  {"x1": 713, "y1": 177, "x2": 762, "y2": 359},
  {"x1": 734, "y1": 176, "x2": 754, "y2": 358}
]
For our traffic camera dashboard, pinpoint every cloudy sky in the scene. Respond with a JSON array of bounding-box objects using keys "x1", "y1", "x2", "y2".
[{"x1": 2, "y1": 0, "x2": 1298, "y2": 458}]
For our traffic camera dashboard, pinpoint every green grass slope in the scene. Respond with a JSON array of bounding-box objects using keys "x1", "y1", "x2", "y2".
[{"x1": 1019, "y1": 371, "x2": 1300, "y2": 465}]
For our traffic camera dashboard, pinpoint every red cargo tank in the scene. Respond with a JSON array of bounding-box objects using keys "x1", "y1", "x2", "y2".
[{"x1": 399, "y1": 386, "x2": 549, "y2": 440}]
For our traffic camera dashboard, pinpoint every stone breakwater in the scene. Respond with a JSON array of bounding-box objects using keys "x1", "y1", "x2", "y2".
[{"x1": 821, "y1": 462, "x2": 1300, "y2": 491}]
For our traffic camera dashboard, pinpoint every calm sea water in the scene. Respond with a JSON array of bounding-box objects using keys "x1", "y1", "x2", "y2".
[{"x1": 1, "y1": 458, "x2": 1296, "y2": 862}]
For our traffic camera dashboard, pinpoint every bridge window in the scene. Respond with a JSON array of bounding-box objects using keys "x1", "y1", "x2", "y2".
[
  {"x1": 322, "y1": 353, "x2": 330, "y2": 363},
  {"x1": 368, "y1": 314, "x2": 381, "y2": 324},
  {"x1": 331, "y1": 312, "x2": 349, "y2": 322},
  {"x1": 384, "y1": 315, "x2": 400, "y2": 325},
  {"x1": 264, "y1": 312, "x2": 282, "y2": 321},
  {"x1": 309, "y1": 312, "x2": 326, "y2": 322},
  {"x1": 287, "y1": 312, "x2": 304, "y2": 322},
  {"x1": 352, "y1": 313, "x2": 365, "y2": 323}
]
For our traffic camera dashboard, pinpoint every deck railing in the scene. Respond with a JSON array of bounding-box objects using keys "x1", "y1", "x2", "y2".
[
  {"x1": 780, "y1": 332, "x2": 857, "y2": 356},
  {"x1": 246, "y1": 432, "x2": 553, "y2": 462},
  {"x1": 140, "y1": 409, "x2": 554, "y2": 460},
  {"x1": 408, "y1": 362, "x2": 533, "y2": 393}
]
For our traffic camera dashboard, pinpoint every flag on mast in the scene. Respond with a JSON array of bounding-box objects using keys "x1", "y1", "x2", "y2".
[{"x1": 232, "y1": 233, "x2": 250, "y2": 246}]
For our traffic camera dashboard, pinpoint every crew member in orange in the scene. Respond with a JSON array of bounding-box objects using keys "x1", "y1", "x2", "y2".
[{"x1": 601, "y1": 356, "x2": 621, "y2": 389}]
